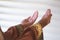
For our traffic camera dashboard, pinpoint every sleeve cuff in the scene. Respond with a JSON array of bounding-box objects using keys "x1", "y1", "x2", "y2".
[
  {"x1": 15, "y1": 24, "x2": 24, "y2": 34},
  {"x1": 32, "y1": 23, "x2": 42, "y2": 37}
]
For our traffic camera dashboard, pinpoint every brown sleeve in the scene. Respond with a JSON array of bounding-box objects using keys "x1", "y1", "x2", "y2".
[
  {"x1": 3, "y1": 24, "x2": 24, "y2": 40},
  {"x1": 0, "y1": 27, "x2": 4, "y2": 40},
  {"x1": 31, "y1": 23, "x2": 42, "y2": 40},
  {"x1": 3, "y1": 26, "x2": 18, "y2": 40}
]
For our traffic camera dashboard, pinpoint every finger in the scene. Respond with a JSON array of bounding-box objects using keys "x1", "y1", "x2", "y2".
[
  {"x1": 32, "y1": 10, "x2": 38, "y2": 21},
  {"x1": 43, "y1": 9, "x2": 51, "y2": 18},
  {"x1": 45, "y1": 9, "x2": 52, "y2": 23},
  {"x1": 29, "y1": 11, "x2": 38, "y2": 22},
  {"x1": 47, "y1": 9, "x2": 52, "y2": 17},
  {"x1": 46, "y1": 9, "x2": 51, "y2": 15}
]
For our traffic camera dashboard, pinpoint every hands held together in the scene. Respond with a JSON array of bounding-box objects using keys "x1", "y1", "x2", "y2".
[{"x1": 21, "y1": 9, "x2": 52, "y2": 28}]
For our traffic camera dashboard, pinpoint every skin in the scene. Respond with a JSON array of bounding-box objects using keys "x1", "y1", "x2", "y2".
[
  {"x1": 21, "y1": 9, "x2": 52, "y2": 28},
  {"x1": 21, "y1": 11, "x2": 38, "y2": 29},
  {"x1": 38, "y1": 9, "x2": 52, "y2": 28}
]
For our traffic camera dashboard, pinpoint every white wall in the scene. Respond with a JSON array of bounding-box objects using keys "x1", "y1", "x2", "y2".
[{"x1": 0, "y1": 0, "x2": 60, "y2": 40}]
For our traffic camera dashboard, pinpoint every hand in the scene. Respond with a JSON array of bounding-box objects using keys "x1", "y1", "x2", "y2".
[
  {"x1": 21, "y1": 11, "x2": 38, "y2": 28},
  {"x1": 38, "y1": 9, "x2": 52, "y2": 28}
]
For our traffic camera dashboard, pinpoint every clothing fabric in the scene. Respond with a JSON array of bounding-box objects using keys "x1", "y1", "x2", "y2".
[
  {"x1": 0, "y1": 28, "x2": 4, "y2": 40},
  {"x1": 0, "y1": 23, "x2": 43, "y2": 40}
]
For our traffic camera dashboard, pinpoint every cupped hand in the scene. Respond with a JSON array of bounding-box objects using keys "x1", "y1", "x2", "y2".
[
  {"x1": 38, "y1": 9, "x2": 52, "y2": 28},
  {"x1": 21, "y1": 11, "x2": 38, "y2": 28}
]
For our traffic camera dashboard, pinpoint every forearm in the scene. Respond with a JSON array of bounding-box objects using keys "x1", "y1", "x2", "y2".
[{"x1": 3, "y1": 25, "x2": 24, "y2": 40}]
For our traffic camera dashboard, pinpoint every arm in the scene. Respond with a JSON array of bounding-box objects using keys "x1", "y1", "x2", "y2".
[
  {"x1": 3, "y1": 26, "x2": 18, "y2": 40},
  {"x1": 30, "y1": 9, "x2": 52, "y2": 40},
  {"x1": 14, "y1": 10, "x2": 38, "y2": 34},
  {"x1": 0, "y1": 27, "x2": 4, "y2": 40},
  {"x1": 3, "y1": 11, "x2": 38, "y2": 40}
]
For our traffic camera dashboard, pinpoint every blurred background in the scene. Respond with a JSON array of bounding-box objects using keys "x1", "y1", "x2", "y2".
[{"x1": 0, "y1": 0, "x2": 60, "y2": 40}]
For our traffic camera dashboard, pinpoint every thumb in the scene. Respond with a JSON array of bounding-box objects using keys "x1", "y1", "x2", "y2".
[{"x1": 29, "y1": 10, "x2": 38, "y2": 23}]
